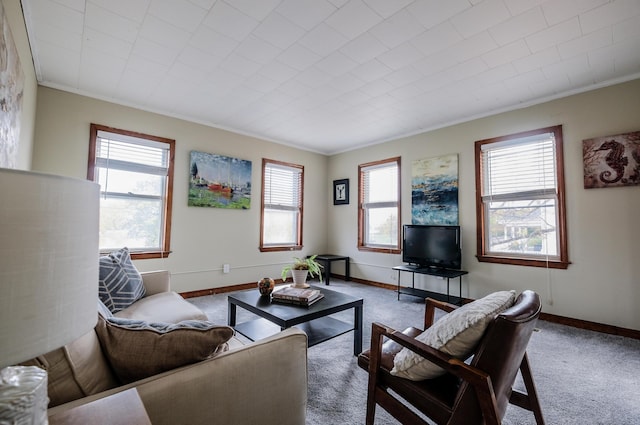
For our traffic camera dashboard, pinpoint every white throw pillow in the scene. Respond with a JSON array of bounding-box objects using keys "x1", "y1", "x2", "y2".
[{"x1": 391, "y1": 290, "x2": 516, "y2": 381}]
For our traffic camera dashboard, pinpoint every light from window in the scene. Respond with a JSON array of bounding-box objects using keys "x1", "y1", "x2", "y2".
[
  {"x1": 260, "y1": 159, "x2": 303, "y2": 251},
  {"x1": 358, "y1": 157, "x2": 401, "y2": 252},
  {"x1": 475, "y1": 125, "x2": 569, "y2": 269},
  {"x1": 88, "y1": 124, "x2": 175, "y2": 259}
]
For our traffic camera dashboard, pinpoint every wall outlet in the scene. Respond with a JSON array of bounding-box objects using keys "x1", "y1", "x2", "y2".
[{"x1": 223, "y1": 264, "x2": 230, "y2": 273}]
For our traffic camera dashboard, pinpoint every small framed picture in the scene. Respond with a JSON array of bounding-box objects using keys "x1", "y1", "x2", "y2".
[{"x1": 333, "y1": 179, "x2": 349, "y2": 205}]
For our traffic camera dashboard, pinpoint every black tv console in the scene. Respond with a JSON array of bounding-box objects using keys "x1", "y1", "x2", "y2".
[{"x1": 392, "y1": 265, "x2": 468, "y2": 305}]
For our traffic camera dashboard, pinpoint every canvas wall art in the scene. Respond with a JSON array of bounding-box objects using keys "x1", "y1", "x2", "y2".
[
  {"x1": 411, "y1": 154, "x2": 459, "y2": 225},
  {"x1": 583, "y1": 131, "x2": 640, "y2": 189},
  {"x1": 189, "y1": 151, "x2": 252, "y2": 209},
  {"x1": 0, "y1": 2, "x2": 25, "y2": 168}
]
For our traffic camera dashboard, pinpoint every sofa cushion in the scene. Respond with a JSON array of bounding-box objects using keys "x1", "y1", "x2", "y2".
[
  {"x1": 114, "y1": 291, "x2": 208, "y2": 323},
  {"x1": 391, "y1": 290, "x2": 516, "y2": 381},
  {"x1": 99, "y1": 247, "x2": 146, "y2": 313},
  {"x1": 95, "y1": 315, "x2": 234, "y2": 384},
  {"x1": 21, "y1": 330, "x2": 119, "y2": 407}
]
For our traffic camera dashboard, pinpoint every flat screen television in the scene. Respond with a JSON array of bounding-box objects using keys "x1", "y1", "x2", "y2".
[{"x1": 402, "y1": 224, "x2": 461, "y2": 270}]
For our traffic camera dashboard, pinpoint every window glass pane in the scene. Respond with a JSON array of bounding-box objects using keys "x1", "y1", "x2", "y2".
[
  {"x1": 97, "y1": 168, "x2": 164, "y2": 197},
  {"x1": 263, "y1": 209, "x2": 298, "y2": 245},
  {"x1": 486, "y1": 199, "x2": 558, "y2": 256},
  {"x1": 99, "y1": 197, "x2": 162, "y2": 250},
  {"x1": 366, "y1": 207, "x2": 398, "y2": 246}
]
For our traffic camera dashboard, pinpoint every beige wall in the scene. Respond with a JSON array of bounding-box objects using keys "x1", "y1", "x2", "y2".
[
  {"x1": 328, "y1": 79, "x2": 640, "y2": 331},
  {"x1": 32, "y1": 87, "x2": 328, "y2": 292},
  {"x1": 2, "y1": 0, "x2": 38, "y2": 169}
]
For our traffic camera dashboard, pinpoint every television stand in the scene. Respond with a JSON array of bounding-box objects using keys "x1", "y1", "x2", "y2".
[{"x1": 392, "y1": 265, "x2": 468, "y2": 305}]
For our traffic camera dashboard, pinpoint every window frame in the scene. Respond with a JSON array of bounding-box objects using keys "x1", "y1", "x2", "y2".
[
  {"x1": 358, "y1": 156, "x2": 401, "y2": 254},
  {"x1": 259, "y1": 158, "x2": 304, "y2": 252},
  {"x1": 474, "y1": 125, "x2": 569, "y2": 269},
  {"x1": 88, "y1": 123, "x2": 175, "y2": 260}
]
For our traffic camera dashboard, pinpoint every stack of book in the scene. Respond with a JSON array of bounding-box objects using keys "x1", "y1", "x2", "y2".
[{"x1": 271, "y1": 286, "x2": 324, "y2": 306}]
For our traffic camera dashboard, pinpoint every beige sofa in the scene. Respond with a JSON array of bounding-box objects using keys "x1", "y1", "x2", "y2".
[{"x1": 35, "y1": 271, "x2": 308, "y2": 425}]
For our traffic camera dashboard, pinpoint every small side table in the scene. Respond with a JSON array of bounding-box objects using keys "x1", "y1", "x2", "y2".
[
  {"x1": 48, "y1": 388, "x2": 152, "y2": 425},
  {"x1": 315, "y1": 254, "x2": 350, "y2": 285}
]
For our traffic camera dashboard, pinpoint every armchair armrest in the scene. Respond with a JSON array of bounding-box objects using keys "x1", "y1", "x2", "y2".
[
  {"x1": 140, "y1": 271, "x2": 170, "y2": 296},
  {"x1": 368, "y1": 322, "x2": 501, "y2": 425}
]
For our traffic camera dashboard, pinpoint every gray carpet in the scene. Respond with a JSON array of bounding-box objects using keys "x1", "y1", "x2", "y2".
[{"x1": 188, "y1": 279, "x2": 640, "y2": 425}]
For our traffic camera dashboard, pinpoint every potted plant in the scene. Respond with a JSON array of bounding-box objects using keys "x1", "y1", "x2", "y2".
[{"x1": 281, "y1": 255, "x2": 323, "y2": 288}]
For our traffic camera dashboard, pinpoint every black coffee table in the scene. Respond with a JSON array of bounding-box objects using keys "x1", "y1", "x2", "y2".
[{"x1": 227, "y1": 285, "x2": 363, "y2": 356}]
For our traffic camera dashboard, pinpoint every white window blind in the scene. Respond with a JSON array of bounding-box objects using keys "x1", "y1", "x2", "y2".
[
  {"x1": 481, "y1": 133, "x2": 557, "y2": 201},
  {"x1": 362, "y1": 162, "x2": 398, "y2": 207},
  {"x1": 261, "y1": 161, "x2": 303, "y2": 248},
  {"x1": 263, "y1": 162, "x2": 302, "y2": 210},
  {"x1": 360, "y1": 159, "x2": 399, "y2": 249}
]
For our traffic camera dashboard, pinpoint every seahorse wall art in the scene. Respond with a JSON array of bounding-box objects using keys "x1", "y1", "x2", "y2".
[{"x1": 583, "y1": 131, "x2": 640, "y2": 189}]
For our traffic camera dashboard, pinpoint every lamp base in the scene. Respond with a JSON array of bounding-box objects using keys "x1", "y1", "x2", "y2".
[{"x1": 0, "y1": 366, "x2": 48, "y2": 424}]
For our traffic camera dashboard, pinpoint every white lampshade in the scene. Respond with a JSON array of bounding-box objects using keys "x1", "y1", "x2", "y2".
[{"x1": 0, "y1": 168, "x2": 100, "y2": 368}]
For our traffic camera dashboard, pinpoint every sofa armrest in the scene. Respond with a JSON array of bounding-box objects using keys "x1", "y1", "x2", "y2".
[
  {"x1": 140, "y1": 270, "x2": 170, "y2": 295},
  {"x1": 48, "y1": 329, "x2": 308, "y2": 425}
]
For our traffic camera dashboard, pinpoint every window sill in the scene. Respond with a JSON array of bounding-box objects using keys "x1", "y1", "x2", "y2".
[
  {"x1": 358, "y1": 246, "x2": 401, "y2": 254},
  {"x1": 476, "y1": 255, "x2": 570, "y2": 269}
]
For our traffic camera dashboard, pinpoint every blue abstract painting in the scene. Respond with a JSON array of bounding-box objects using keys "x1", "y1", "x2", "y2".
[{"x1": 411, "y1": 154, "x2": 459, "y2": 225}]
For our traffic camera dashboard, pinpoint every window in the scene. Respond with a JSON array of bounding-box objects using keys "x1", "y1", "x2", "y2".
[
  {"x1": 260, "y1": 159, "x2": 304, "y2": 252},
  {"x1": 475, "y1": 125, "x2": 569, "y2": 269},
  {"x1": 88, "y1": 124, "x2": 175, "y2": 259},
  {"x1": 358, "y1": 157, "x2": 401, "y2": 253}
]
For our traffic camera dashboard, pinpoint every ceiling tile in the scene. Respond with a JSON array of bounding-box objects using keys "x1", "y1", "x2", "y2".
[
  {"x1": 363, "y1": 0, "x2": 414, "y2": 18},
  {"x1": 557, "y1": 27, "x2": 611, "y2": 59},
  {"x1": 257, "y1": 61, "x2": 299, "y2": 84},
  {"x1": 489, "y1": 6, "x2": 548, "y2": 46},
  {"x1": 148, "y1": 0, "x2": 208, "y2": 31},
  {"x1": 253, "y1": 12, "x2": 306, "y2": 50},
  {"x1": 450, "y1": 0, "x2": 512, "y2": 39},
  {"x1": 277, "y1": 43, "x2": 322, "y2": 71},
  {"x1": 89, "y1": 0, "x2": 150, "y2": 23},
  {"x1": 315, "y1": 51, "x2": 359, "y2": 77},
  {"x1": 202, "y1": 2, "x2": 259, "y2": 41},
  {"x1": 578, "y1": 0, "x2": 640, "y2": 33},
  {"x1": 84, "y1": 2, "x2": 140, "y2": 43},
  {"x1": 542, "y1": 0, "x2": 609, "y2": 27},
  {"x1": 350, "y1": 59, "x2": 393, "y2": 82},
  {"x1": 482, "y1": 39, "x2": 531, "y2": 68},
  {"x1": 411, "y1": 21, "x2": 462, "y2": 57},
  {"x1": 83, "y1": 27, "x2": 132, "y2": 59},
  {"x1": 225, "y1": 0, "x2": 282, "y2": 21},
  {"x1": 299, "y1": 23, "x2": 349, "y2": 56},
  {"x1": 339, "y1": 32, "x2": 389, "y2": 64},
  {"x1": 276, "y1": 0, "x2": 337, "y2": 31},
  {"x1": 369, "y1": 9, "x2": 425, "y2": 49},
  {"x1": 407, "y1": 0, "x2": 471, "y2": 30},
  {"x1": 31, "y1": 0, "x2": 84, "y2": 34},
  {"x1": 235, "y1": 35, "x2": 283, "y2": 64},
  {"x1": 325, "y1": 0, "x2": 383, "y2": 39},
  {"x1": 525, "y1": 17, "x2": 582, "y2": 53},
  {"x1": 139, "y1": 15, "x2": 191, "y2": 51},
  {"x1": 190, "y1": 26, "x2": 239, "y2": 58},
  {"x1": 377, "y1": 42, "x2": 424, "y2": 70}
]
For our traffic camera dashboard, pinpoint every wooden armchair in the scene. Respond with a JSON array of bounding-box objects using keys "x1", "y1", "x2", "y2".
[{"x1": 357, "y1": 290, "x2": 544, "y2": 425}]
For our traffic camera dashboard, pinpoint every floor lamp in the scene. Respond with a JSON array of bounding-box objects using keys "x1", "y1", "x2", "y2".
[{"x1": 0, "y1": 168, "x2": 100, "y2": 423}]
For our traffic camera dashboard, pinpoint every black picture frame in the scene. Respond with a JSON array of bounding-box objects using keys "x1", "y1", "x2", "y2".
[{"x1": 333, "y1": 179, "x2": 349, "y2": 205}]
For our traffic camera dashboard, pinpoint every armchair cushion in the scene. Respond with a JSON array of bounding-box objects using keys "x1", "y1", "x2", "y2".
[
  {"x1": 95, "y1": 314, "x2": 234, "y2": 384},
  {"x1": 98, "y1": 247, "x2": 146, "y2": 313},
  {"x1": 391, "y1": 290, "x2": 515, "y2": 380}
]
